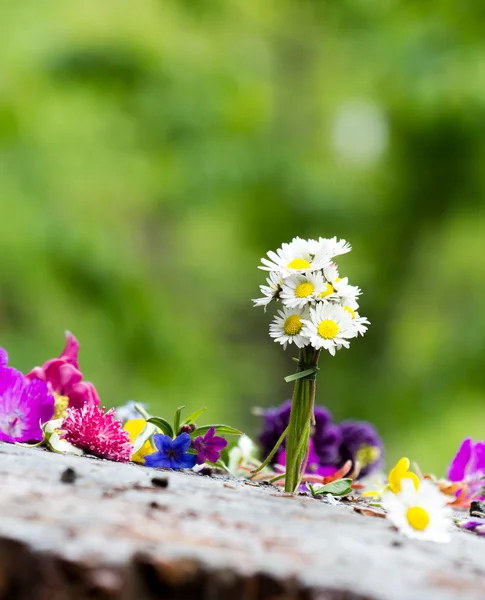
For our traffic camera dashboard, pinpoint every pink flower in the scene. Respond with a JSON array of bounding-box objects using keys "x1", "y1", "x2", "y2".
[
  {"x1": 26, "y1": 331, "x2": 100, "y2": 409},
  {"x1": 448, "y1": 438, "x2": 485, "y2": 501},
  {"x1": 60, "y1": 405, "x2": 133, "y2": 462}
]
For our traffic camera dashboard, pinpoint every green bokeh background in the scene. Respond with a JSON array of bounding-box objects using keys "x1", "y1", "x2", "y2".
[{"x1": 1, "y1": 0, "x2": 484, "y2": 475}]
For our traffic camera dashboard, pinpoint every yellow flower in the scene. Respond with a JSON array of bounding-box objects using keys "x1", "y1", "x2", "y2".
[
  {"x1": 387, "y1": 457, "x2": 419, "y2": 494},
  {"x1": 124, "y1": 419, "x2": 154, "y2": 464}
]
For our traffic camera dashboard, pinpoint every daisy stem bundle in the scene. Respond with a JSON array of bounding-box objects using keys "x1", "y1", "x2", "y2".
[{"x1": 284, "y1": 347, "x2": 320, "y2": 493}]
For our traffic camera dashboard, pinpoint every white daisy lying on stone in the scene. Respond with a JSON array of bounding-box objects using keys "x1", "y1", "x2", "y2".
[{"x1": 382, "y1": 478, "x2": 452, "y2": 543}]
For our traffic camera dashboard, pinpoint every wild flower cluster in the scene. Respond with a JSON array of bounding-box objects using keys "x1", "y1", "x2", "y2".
[
  {"x1": 253, "y1": 237, "x2": 369, "y2": 355},
  {"x1": 258, "y1": 400, "x2": 383, "y2": 479},
  {"x1": 0, "y1": 333, "x2": 238, "y2": 470},
  {"x1": 1, "y1": 332, "x2": 483, "y2": 546},
  {"x1": 241, "y1": 404, "x2": 484, "y2": 544}
]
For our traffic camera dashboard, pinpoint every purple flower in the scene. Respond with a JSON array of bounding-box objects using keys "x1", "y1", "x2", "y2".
[
  {"x1": 144, "y1": 433, "x2": 197, "y2": 470},
  {"x1": 259, "y1": 400, "x2": 341, "y2": 467},
  {"x1": 0, "y1": 349, "x2": 55, "y2": 443},
  {"x1": 337, "y1": 420, "x2": 384, "y2": 478},
  {"x1": 258, "y1": 400, "x2": 383, "y2": 479},
  {"x1": 448, "y1": 438, "x2": 485, "y2": 500},
  {"x1": 192, "y1": 427, "x2": 228, "y2": 465}
]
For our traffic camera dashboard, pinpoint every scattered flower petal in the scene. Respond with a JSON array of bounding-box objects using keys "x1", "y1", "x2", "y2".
[
  {"x1": 388, "y1": 457, "x2": 420, "y2": 494},
  {"x1": 124, "y1": 419, "x2": 154, "y2": 464}
]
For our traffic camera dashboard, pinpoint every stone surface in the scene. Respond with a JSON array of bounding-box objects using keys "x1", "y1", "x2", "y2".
[{"x1": 0, "y1": 442, "x2": 484, "y2": 600}]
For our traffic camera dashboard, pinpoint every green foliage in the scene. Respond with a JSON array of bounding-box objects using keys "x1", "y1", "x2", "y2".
[
  {"x1": 1, "y1": 0, "x2": 485, "y2": 474},
  {"x1": 307, "y1": 479, "x2": 354, "y2": 498}
]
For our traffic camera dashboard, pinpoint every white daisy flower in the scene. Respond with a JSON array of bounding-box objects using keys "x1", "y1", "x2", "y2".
[
  {"x1": 323, "y1": 263, "x2": 339, "y2": 282},
  {"x1": 343, "y1": 306, "x2": 370, "y2": 336},
  {"x1": 280, "y1": 272, "x2": 325, "y2": 308},
  {"x1": 252, "y1": 272, "x2": 282, "y2": 310},
  {"x1": 301, "y1": 304, "x2": 355, "y2": 355},
  {"x1": 333, "y1": 277, "x2": 361, "y2": 308},
  {"x1": 320, "y1": 265, "x2": 361, "y2": 308},
  {"x1": 269, "y1": 306, "x2": 310, "y2": 350},
  {"x1": 259, "y1": 237, "x2": 332, "y2": 279},
  {"x1": 382, "y1": 479, "x2": 452, "y2": 543},
  {"x1": 308, "y1": 236, "x2": 352, "y2": 260}
]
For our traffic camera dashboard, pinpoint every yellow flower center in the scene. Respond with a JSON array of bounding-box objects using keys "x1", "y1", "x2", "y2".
[
  {"x1": 406, "y1": 506, "x2": 430, "y2": 531},
  {"x1": 344, "y1": 306, "x2": 356, "y2": 319},
  {"x1": 335, "y1": 277, "x2": 342, "y2": 283},
  {"x1": 53, "y1": 393, "x2": 69, "y2": 420},
  {"x1": 356, "y1": 445, "x2": 381, "y2": 468},
  {"x1": 317, "y1": 320, "x2": 339, "y2": 339},
  {"x1": 295, "y1": 282, "x2": 315, "y2": 298},
  {"x1": 284, "y1": 314, "x2": 303, "y2": 336},
  {"x1": 287, "y1": 258, "x2": 311, "y2": 270},
  {"x1": 320, "y1": 283, "x2": 335, "y2": 298}
]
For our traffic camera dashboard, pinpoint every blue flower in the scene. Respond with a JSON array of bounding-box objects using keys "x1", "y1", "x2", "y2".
[{"x1": 144, "y1": 432, "x2": 197, "y2": 470}]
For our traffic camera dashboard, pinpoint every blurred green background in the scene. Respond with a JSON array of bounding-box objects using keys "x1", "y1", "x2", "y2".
[{"x1": 1, "y1": 0, "x2": 484, "y2": 475}]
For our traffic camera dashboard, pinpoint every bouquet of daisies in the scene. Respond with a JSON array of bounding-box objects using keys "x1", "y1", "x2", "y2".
[{"x1": 253, "y1": 236, "x2": 369, "y2": 492}]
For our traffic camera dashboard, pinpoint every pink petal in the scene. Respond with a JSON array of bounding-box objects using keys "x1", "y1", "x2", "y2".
[
  {"x1": 473, "y1": 441, "x2": 485, "y2": 473},
  {"x1": 44, "y1": 360, "x2": 83, "y2": 394},
  {"x1": 68, "y1": 381, "x2": 100, "y2": 409},
  {"x1": 448, "y1": 438, "x2": 472, "y2": 482},
  {"x1": 60, "y1": 331, "x2": 80, "y2": 366}
]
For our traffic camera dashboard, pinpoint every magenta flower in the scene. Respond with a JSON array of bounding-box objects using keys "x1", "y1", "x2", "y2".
[
  {"x1": 27, "y1": 331, "x2": 100, "y2": 409},
  {"x1": 145, "y1": 433, "x2": 197, "y2": 469},
  {"x1": 60, "y1": 405, "x2": 133, "y2": 462},
  {"x1": 192, "y1": 427, "x2": 228, "y2": 465},
  {"x1": 0, "y1": 348, "x2": 54, "y2": 443},
  {"x1": 448, "y1": 438, "x2": 485, "y2": 499}
]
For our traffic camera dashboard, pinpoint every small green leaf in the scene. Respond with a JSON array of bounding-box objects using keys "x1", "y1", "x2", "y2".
[
  {"x1": 313, "y1": 478, "x2": 353, "y2": 497},
  {"x1": 190, "y1": 424, "x2": 242, "y2": 438},
  {"x1": 173, "y1": 406, "x2": 185, "y2": 434},
  {"x1": 147, "y1": 417, "x2": 174, "y2": 438},
  {"x1": 183, "y1": 407, "x2": 207, "y2": 426},
  {"x1": 284, "y1": 368, "x2": 318, "y2": 383}
]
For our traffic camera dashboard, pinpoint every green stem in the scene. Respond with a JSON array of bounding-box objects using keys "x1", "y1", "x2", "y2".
[
  {"x1": 250, "y1": 425, "x2": 289, "y2": 476},
  {"x1": 268, "y1": 473, "x2": 286, "y2": 484},
  {"x1": 284, "y1": 347, "x2": 320, "y2": 493},
  {"x1": 134, "y1": 403, "x2": 150, "y2": 420}
]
